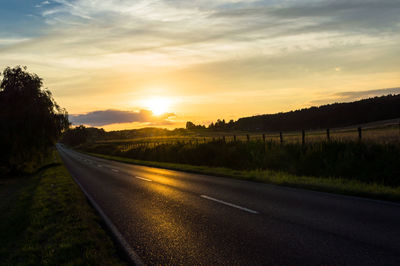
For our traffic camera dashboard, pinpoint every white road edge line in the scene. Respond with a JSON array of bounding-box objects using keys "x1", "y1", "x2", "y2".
[
  {"x1": 200, "y1": 195, "x2": 259, "y2": 214},
  {"x1": 97, "y1": 164, "x2": 103, "y2": 168},
  {"x1": 111, "y1": 169, "x2": 119, "y2": 172},
  {"x1": 135, "y1": 176, "x2": 152, "y2": 182},
  {"x1": 71, "y1": 175, "x2": 144, "y2": 266}
]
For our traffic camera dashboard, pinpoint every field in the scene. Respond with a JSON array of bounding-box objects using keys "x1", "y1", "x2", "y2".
[{"x1": 97, "y1": 121, "x2": 400, "y2": 152}]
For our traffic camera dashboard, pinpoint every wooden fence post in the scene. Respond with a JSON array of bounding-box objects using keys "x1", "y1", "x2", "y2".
[
  {"x1": 262, "y1": 133, "x2": 266, "y2": 152},
  {"x1": 233, "y1": 135, "x2": 236, "y2": 142},
  {"x1": 302, "y1": 129, "x2": 305, "y2": 145},
  {"x1": 279, "y1": 132, "x2": 283, "y2": 144},
  {"x1": 326, "y1": 128, "x2": 330, "y2": 141},
  {"x1": 246, "y1": 134, "x2": 250, "y2": 142},
  {"x1": 358, "y1": 127, "x2": 362, "y2": 140}
]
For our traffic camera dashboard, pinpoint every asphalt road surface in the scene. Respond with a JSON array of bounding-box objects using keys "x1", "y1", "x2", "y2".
[{"x1": 57, "y1": 145, "x2": 400, "y2": 265}]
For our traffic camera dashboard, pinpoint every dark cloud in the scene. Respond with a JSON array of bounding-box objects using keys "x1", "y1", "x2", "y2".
[
  {"x1": 212, "y1": 0, "x2": 400, "y2": 37},
  {"x1": 309, "y1": 87, "x2": 400, "y2": 105},
  {"x1": 334, "y1": 87, "x2": 400, "y2": 100},
  {"x1": 70, "y1": 109, "x2": 175, "y2": 126},
  {"x1": 271, "y1": 1, "x2": 400, "y2": 18}
]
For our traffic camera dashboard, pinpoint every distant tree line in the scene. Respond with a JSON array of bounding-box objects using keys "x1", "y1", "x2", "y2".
[
  {"x1": 0, "y1": 66, "x2": 69, "y2": 174},
  {"x1": 61, "y1": 126, "x2": 190, "y2": 146},
  {"x1": 61, "y1": 126, "x2": 106, "y2": 146},
  {"x1": 186, "y1": 94, "x2": 400, "y2": 132}
]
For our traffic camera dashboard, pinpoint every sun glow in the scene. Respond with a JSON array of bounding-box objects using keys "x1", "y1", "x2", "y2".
[{"x1": 145, "y1": 97, "x2": 171, "y2": 116}]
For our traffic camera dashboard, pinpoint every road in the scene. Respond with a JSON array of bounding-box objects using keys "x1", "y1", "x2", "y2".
[{"x1": 57, "y1": 145, "x2": 400, "y2": 265}]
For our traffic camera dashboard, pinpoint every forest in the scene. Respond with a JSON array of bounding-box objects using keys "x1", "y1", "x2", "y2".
[{"x1": 197, "y1": 94, "x2": 400, "y2": 131}]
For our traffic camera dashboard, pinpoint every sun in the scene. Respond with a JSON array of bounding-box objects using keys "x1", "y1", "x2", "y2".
[{"x1": 145, "y1": 97, "x2": 171, "y2": 116}]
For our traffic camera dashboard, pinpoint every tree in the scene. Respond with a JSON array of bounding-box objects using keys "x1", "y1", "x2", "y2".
[
  {"x1": 61, "y1": 126, "x2": 106, "y2": 146},
  {"x1": 186, "y1": 121, "x2": 196, "y2": 130},
  {"x1": 0, "y1": 66, "x2": 69, "y2": 173},
  {"x1": 185, "y1": 121, "x2": 206, "y2": 130}
]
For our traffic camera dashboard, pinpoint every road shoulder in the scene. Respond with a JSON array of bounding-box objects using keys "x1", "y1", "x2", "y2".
[{"x1": 0, "y1": 150, "x2": 127, "y2": 265}]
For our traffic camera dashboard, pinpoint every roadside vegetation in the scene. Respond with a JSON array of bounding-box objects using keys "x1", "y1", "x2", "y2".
[
  {"x1": 0, "y1": 150, "x2": 126, "y2": 265},
  {"x1": 0, "y1": 66, "x2": 69, "y2": 175},
  {"x1": 0, "y1": 66, "x2": 125, "y2": 264},
  {"x1": 78, "y1": 138, "x2": 400, "y2": 186}
]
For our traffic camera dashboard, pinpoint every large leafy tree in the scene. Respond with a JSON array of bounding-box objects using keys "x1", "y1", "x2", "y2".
[{"x1": 0, "y1": 66, "x2": 69, "y2": 172}]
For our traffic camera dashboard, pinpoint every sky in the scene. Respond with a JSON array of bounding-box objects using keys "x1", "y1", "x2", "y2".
[{"x1": 1, "y1": 0, "x2": 399, "y2": 130}]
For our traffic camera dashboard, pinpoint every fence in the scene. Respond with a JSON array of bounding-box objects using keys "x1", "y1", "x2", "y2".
[{"x1": 108, "y1": 122, "x2": 400, "y2": 152}]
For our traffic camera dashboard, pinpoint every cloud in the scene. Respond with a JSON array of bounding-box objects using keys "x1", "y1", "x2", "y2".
[
  {"x1": 69, "y1": 109, "x2": 175, "y2": 126},
  {"x1": 335, "y1": 87, "x2": 400, "y2": 100},
  {"x1": 19, "y1": 0, "x2": 398, "y2": 67},
  {"x1": 0, "y1": 38, "x2": 31, "y2": 47},
  {"x1": 36, "y1": 1, "x2": 51, "y2": 8},
  {"x1": 309, "y1": 87, "x2": 400, "y2": 105},
  {"x1": 2, "y1": 0, "x2": 400, "y2": 72}
]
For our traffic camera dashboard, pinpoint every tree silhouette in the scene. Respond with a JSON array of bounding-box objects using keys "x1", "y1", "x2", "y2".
[
  {"x1": 186, "y1": 121, "x2": 205, "y2": 130},
  {"x1": 0, "y1": 66, "x2": 69, "y2": 173},
  {"x1": 62, "y1": 125, "x2": 107, "y2": 146},
  {"x1": 188, "y1": 94, "x2": 400, "y2": 132}
]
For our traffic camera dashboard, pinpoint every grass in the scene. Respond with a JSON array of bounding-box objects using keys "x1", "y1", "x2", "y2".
[
  {"x1": 0, "y1": 150, "x2": 126, "y2": 266},
  {"x1": 82, "y1": 140, "x2": 400, "y2": 187},
  {"x1": 96, "y1": 123, "x2": 400, "y2": 146},
  {"x1": 84, "y1": 151, "x2": 400, "y2": 203}
]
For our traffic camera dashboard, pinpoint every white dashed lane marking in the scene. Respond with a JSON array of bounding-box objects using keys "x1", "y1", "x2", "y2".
[
  {"x1": 134, "y1": 176, "x2": 152, "y2": 182},
  {"x1": 200, "y1": 195, "x2": 259, "y2": 214}
]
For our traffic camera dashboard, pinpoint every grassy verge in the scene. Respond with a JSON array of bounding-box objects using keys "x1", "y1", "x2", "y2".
[
  {"x1": 86, "y1": 151, "x2": 400, "y2": 203},
  {"x1": 81, "y1": 140, "x2": 400, "y2": 187},
  {"x1": 0, "y1": 151, "x2": 126, "y2": 265}
]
